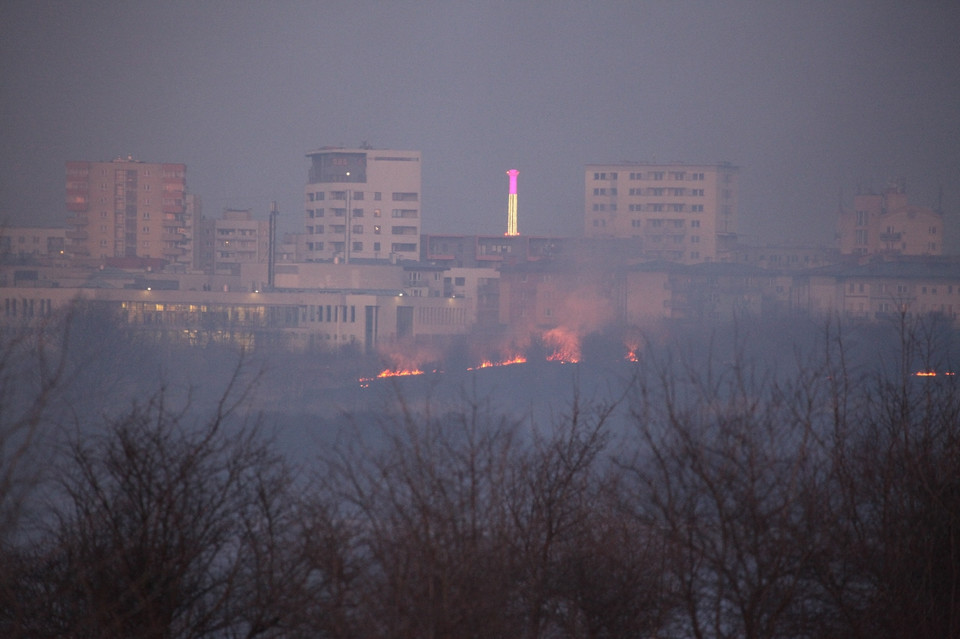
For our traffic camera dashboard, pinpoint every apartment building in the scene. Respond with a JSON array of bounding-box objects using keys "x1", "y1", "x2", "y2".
[
  {"x1": 303, "y1": 147, "x2": 421, "y2": 264},
  {"x1": 0, "y1": 227, "x2": 66, "y2": 261},
  {"x1": 211, "y1": 209, "x2": 270, "y2": 275},
  {"x1": 65, "y1": 156, "x2": 193, "y2": 267},
  {"x1": 584, "y1": 162, "x2": 739, "y2": 263},
  {"x1": 837, "y1": 184, "x2": 944, "y2": 257}
]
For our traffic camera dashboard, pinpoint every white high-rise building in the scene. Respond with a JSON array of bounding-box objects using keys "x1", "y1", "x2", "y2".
[
  {"x1": 584, "y1": 162, "x2": 739, "y2": 263},
  {"x1": 303, "y1": 147, "x2": 422, "y2": 263}
]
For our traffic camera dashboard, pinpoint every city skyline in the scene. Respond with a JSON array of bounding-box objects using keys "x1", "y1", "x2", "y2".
[{"x1": 2, "y1": 1, "x2": 959, "y2": 250}]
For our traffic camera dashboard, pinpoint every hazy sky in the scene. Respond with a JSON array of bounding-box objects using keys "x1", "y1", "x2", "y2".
[{"x1": 2, "y1": 0, "x2": 959, "y2": 248}]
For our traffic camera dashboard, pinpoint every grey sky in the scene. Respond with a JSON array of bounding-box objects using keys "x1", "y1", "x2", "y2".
[{"x1": 2, "y1": 0, "x2": 959, "y2": 248}]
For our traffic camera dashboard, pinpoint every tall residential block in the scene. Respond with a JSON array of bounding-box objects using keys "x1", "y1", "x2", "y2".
[
  {"x1": 303, "y1": 147, "x2": 421, "y2": 263},
  {"x1": 837, "y1": 184, "x2": 944, "y2": 256},
  {"x1": 65, "y1": 156, "x2": 192, "y2": 266},
  {"x1": 212, "y1": 208, "x2": 270, "y2": 275},
  {"x1": 584, "y1": 162, "x2": 739, "y2": 263}
]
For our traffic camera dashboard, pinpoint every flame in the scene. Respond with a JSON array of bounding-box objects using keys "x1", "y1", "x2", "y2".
[
  {"x1": 915, "y1": 370, "x2": 956, "y2": 377},
  {"x1": 467, "y1": 354, "x2": 527, "y2": 370},
  {"x1": 377, "y1": 368, "x2": 426, "y2": 378},
  {"x1": 543, "y1": 327, "x2": 580, "y2": 364}
]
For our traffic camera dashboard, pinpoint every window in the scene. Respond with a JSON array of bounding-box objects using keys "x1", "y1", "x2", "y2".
[
  {"x1": 856, "y1": 210, "x2": 867, "y2": 226},
  {"x1": 392, "y1": 192, "x2": 419, "y2": 201},
  {"x1": 691, "y1": 220, "x2": 701, "y2": 228},
  {"x1": 454, "y1": 277, "x2": 465, "y2": 286},
  {"x1": 352, "y1": 224, "x2": 363, "y2": 234},
  {"x1": 691, "y1": 205, "x2": 704, "y2": 212},
  {"x1": 353, "y1": 191, "x2": 364, "y2": 200},
  {"x1": 374, "y1": 209, "x2": 381, "y2": 217},
  {"x1": 374, "y1": 192, "x2": 381, "y2": 201},
  {"x1": 352, "y1": 241, "x2": 363, "y2": 252},
  {"x1": 374, "y1": 242, "x2": 380, "y2": 252},
  {"x1": 374, "y1": 225, "x2": 381, "y2": 234}
]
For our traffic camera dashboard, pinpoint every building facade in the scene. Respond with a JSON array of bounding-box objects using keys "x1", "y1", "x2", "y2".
[
  {"x1": 584, "y1": 162, "x2": 739, "y2": 263},
  {"x1": 303, "y1": 148, "x2": 421, "y2": 264},
  {"x1": 837, "y1": 185, "x2": 944, "y2": 257},
  {"x1": 0, "y1": 227, "x2": 66, "y2": 261},
  {"x1": 210, "y1": 209, "x2": 270, "y2": 275},
  {"x1": 66, "y1": 157, "x2": 192, "y2": 267}
]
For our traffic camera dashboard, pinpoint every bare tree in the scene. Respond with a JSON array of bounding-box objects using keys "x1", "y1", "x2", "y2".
[
  {"x1": 0, "y1": 319, "x2": 69, "y2": 543},
  {"x1": 810, "y1": 312, "x2": 960, "y2": 639},
  {"x1": 317, "y1": 392, "x2": 524, "y2": 639},
  {"x1": 623, "y1": 336, "x2": 826, "y2": 639},
  {"x1": 2, "y1": 364, "x2": 307, "y2": 639}
]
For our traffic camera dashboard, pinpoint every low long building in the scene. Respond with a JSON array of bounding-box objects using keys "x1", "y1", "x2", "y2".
[{"x1": 0, "y1": 274, "x2": 474, "y2": 354}]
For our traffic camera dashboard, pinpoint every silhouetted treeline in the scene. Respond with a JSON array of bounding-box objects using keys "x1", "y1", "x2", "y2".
[{"x1": 1, "y1": 311, "x2": 959, "y2": 638}]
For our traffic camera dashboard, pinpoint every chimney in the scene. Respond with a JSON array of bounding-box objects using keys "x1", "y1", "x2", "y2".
[{"x1": 505, "y1": 169, "x2": 519, "y2": 236}]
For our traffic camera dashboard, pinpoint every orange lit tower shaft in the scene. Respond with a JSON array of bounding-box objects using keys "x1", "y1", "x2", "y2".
[{"x1": 506, "y1": 169, "x2": 519, "y2": 236}]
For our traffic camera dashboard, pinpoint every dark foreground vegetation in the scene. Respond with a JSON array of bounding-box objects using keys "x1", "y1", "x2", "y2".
[{"x1": 1, "y1": 310, "x2": 959, "y2": 638}]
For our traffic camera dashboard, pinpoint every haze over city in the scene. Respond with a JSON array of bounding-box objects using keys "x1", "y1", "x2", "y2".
[{"x1": 2, "y1": 0, "x2": 959, "y2": 250}]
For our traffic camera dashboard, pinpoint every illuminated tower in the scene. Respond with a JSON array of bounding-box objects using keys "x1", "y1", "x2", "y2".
[{"x1": 506, "y1": 169, "x2": 519, "y2": 236}]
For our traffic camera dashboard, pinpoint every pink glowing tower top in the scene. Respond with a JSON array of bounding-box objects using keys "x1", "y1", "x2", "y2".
[{"x1": 507, "y1": 169, "x2": 519, "y2": 195}]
